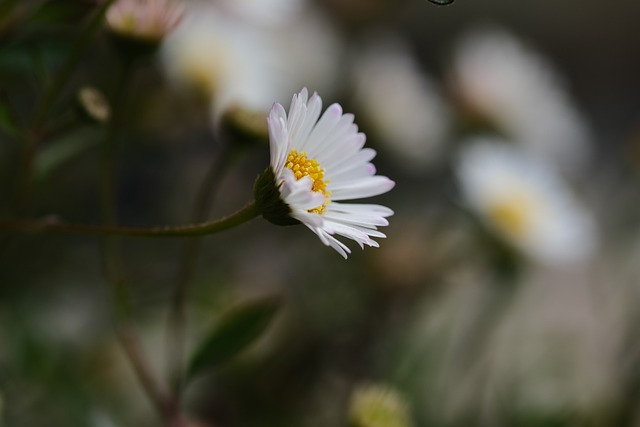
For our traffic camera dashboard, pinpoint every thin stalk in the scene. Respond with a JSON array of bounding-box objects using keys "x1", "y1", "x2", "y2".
[
  {"x1": 112, "y1": 278, "x2": 187, "y2": 426},
  {"x1": 98, "y1": 52, "x2": 171, "y2": 425},
  {"x1": 117, "y1": 322, "x2": 176, "y2": 419},
  {"x1": 101, "y1": 56, "x2": 132, "y2": 280},
  {"x1": 166, "y1": 142, "x2": 238, "y2": 395},
  {"x1": 0, "y1": 202, "x2": 260, "y2": 237}
]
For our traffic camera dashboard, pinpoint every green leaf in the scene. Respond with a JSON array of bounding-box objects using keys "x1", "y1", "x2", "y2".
[
  {"x1": 186, "y1": 296, "x2": 280, "y2": 380},
  {"x1": 34, "y1": 126, "x2": 101, "y2": 181},
  {"x1": 0, "y1": 99, "x2": 20, "y2": 138}
]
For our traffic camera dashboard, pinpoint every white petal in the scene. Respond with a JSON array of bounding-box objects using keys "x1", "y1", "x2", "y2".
[
  {"x1": 329, "y1": 202, "x2": 395, "y2": 217},
  {"x1": 323, "y1": 210, "x2": 389, "y2": 228},
  {"x1": 310, "y1": 226, "x2": 351, "y2": 259},
  {"x1": 281, "y1": 172, "x2": 326, "y2": 210},
  {"x1": 315, "y1": 132, "x2": 366, "y2": 167},
  {"x1": 328, "y1": 162, "x2": 377, "y2": 185},
  {"x1": 291, "y1": 92, "x2": 323, "y2": 148},
  {"x1": 331, "y1": 176, "x2": 396, "y2": 201},
  {"x1": 268, "y1": 104, "x2": 290, "y2": 172},
  {"x1": 291, "y1": 210, "x2": 324, "y2": 228},
  {"x1": 325, "y1": 146, "x2": 375, "y2": 177},
  {"x1": 299, "y1": 103, "x2": 343, "y2": 153},
  {"x1": 310, "y1": 113, "x2": 357, "y2": 157},
  {"x1": 323, "y1": 221, "x2": 378, "y2": 249}
]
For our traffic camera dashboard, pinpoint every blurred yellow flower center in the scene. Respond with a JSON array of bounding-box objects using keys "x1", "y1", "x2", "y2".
[
  {"x1": 488, "y1": 193, "x2": 536, "y2": 237},
  {"x1": 286, "y1": 149, "x2": 330, "y2": 214},
  {"x1": 120, "y1": 15, "x2": 138, "y2": 33},
  {"x1": 179, "y1": 44, "x2": 226, "y2": 95}
]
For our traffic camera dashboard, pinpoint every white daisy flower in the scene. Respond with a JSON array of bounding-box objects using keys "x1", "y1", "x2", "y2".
[
  {"x1": 456, "y1": 137, "x2": 596, "y2": 265},
  {"x1": 255, "y1": 88, "x2": 395, "y2": 259},
  {"x1": 451, "y1": 28, "x2": 591, "y2": 174}
]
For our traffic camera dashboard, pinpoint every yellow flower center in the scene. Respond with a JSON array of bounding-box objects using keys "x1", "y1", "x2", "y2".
[
  {"x1": 286, "y1": 149, "x2": 330, "y2": 214},
  {"x1": 487, "y1": 192, "x2": 537, "y2": 238},
  {"x1": 120, "y1": 14, "x2": 138, "y2": 33}
]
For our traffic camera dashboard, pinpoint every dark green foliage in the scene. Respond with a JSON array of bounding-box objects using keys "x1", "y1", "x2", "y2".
[{"x1": 187, "y1": 296, "x2": 281, "y2": 380}]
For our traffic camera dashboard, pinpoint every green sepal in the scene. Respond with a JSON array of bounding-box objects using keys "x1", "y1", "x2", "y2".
[
  {"x1": 107, "y1": 31, "x2": 161, "y2": 63},
  {"x1": 254, "y1": 167, "x2": 299, "y2": 226}
]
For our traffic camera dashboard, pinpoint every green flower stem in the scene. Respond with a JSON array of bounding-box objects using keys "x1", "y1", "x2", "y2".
[{"x1": 0, "y1": 202, "x2": 260, "y2": 237}]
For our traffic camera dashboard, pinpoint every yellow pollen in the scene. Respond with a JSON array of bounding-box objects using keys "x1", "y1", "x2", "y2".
[
  {"x1": 286, "y1": 149, "x2": 330, "y2": 214},
  {"x1": 487, "y1": 193, "x2": 536, "y2": 238}
]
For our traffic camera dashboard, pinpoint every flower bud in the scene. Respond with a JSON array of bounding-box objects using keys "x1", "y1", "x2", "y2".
[
  {"x1": 220, "y1": 105, "x2": 269, "y2": 147},
  {"x1": 77, "y1": 86, "x2": 111, "y2": 124},
  {"x1": 105, "y1": 0, "x2": 183, "y2": 60}
]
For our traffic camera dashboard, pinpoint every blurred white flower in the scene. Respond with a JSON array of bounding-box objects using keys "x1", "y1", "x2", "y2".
[
  {"x1": 271, "y1": 7, "x2": 342, "y2": 102},
  {"x1": 161, "y1": 4, "x2": 279, "y2": 116},
  {"x1": 402, "y1": 260, "x2": 619, "y2": 424},
  {"x1": 160, "y1": 1, "x2": 341, "y2": 123},
  {"x1": 456, "y1": 137, "x2": 596, "y2": 265},
  {"x1": 106, "y1": 0, "x2": 183, "y2": 41},
  {"x1": 257, "y1": 88, "x2": 395, "y2": 259},
  {"x1": 451, "y1": 28, "x2": 591, "y2": 173},
  {"x1": 485, "y1": 268, "x2": 620, "y2": 420},
  {"x1": 351, "y1": 37, "x2": 450, "y2": 172}
]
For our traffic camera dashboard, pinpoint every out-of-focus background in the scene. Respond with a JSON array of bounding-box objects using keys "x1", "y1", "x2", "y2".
[{"x1": 2, "y1": 0, "x2": 640, "y2": 426}]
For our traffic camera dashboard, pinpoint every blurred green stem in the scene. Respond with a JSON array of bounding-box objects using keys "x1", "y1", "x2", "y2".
[
  {"x1": 100, "y1": 52, "x2": 166, "y2": 424},
  {"x1": 117, "y1": 316, "x2": 178, "y2": 423},
  {"x1": 14, "y1": 0, "x2": 116, "y2": 215},
  {"x1": 32, "y1": 0, "x2": 116, "y2": 129},
  {"x1": 101, "y1": 55, "x2": 191, "y2": 427},
  {"x1": 166, "y1": 141, "x2": 240, "y2": 396},
  {"x1": 101, "y1": 55, "x2": 132, "y2": 280},
  {"x1": 114, "y1": 290, "x2": 188, "y2": 425}
]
